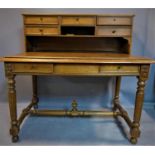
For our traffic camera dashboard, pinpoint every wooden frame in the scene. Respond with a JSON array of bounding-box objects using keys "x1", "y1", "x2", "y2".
[{"x1": 1, "y1": 13, "x2": 155, "y2": 144}]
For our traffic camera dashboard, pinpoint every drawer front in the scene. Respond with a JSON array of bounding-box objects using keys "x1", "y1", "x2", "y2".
[
  {"x1": 97, "y1": 16, "x2": 132, "y2": 25},
  {"x1": 24, "y1": 16, "x2": 59, "y2": 25},
  {"x1": 96, "y1": 26, "x2": 131, "y2": 36},
  {"x1": 12, "y1": 63, "x2": 53, "y2": 74},
  {"x1": 100, "y1": 65, "x2": 139, "y2": 75},
  {"x1": 25, "y1": 26, "x2": 59, "y2": 36},
  {"x1": 61, "y1": 16, "x2": 95, "y2": 25},
  {"x1": 54, "y1": 64, "x2": 99, "y2": 74}
]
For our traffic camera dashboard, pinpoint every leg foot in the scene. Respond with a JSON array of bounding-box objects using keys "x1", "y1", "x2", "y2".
[
  {"x1": 12, "y1": 135, "x2": 19, "y2": 143},
  {"x1": 130, "y1": 137, "x2": 137, "y2": 144}
]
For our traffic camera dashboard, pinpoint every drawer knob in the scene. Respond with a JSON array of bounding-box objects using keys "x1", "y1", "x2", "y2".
[
  {"x1": 117, "y1": 66, "x2": 121, "y2": 70},
  {"x1": 40, "y1": 29, "x2": 43, "y2": 32},
  {"x1": 113, "y1": 18, "x2": 116, "y2": 21},
  {"x1": 76, "y1": 18, "x2": 79, "y2": 22},
  {"x1": 40, "y1": 17, "x2": 43, "y2": 21},
  {"x1": 112, "y1": 30, "x2": 116, "y2": 34},
  {"x1": 31, "y1": 65, "x2": 36, "y2": 69}
]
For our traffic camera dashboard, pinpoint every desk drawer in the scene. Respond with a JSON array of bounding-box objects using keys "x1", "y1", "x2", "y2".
[
  {"x1": 24, "y1": 16, "x2": 59, "y2": 25},
  {"x1": 96, "y1": 26, "x2": 131, "y2": 36},
  {"x1": 61, "y1": 16, "x2": 95, "y2": 25},
  {"x1": 97, "y1": 16, "x2": 132, "y2": 25},
  {"x1": 12, "y1": 63, "x2": 53, "y2": 74},
  {"x1": 99, "y1": 65, "x2": 139, "y2": 75},
  {"x1": 54, "y1": 64, "x2": 99, "y2": 74},
  {"x1": 25, "y1": 26, "x2": 59, "y2": 36}
]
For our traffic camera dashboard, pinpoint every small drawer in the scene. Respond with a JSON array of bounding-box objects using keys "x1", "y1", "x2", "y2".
[
  {"x1": 24, "y1": 16, "x2": 59, "y2": 25},
  {"x1": 96, "y1": 26, "x2": 131, "y2": 37},
  {"x1": 61, "y1": 16, "x2": 95, "y2": 25},
  {"x1": 54, "y1": 64, "x2": 99, "y2": 75},
  {"x1": 25, "y1": 26, "x2": 59, "y2": 36},
  {"x1": 97, "y1": 16, "x2": 132, "y2": 25},
  {"x1": 100, "y1": 65, "x2": 139, "y2": 75},
  {"x1": 12, "y1": 63, "x2": 53, "y2": 74}
]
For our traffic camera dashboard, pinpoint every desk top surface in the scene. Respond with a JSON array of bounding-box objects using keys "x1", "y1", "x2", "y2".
[{"x1": 1, "y1": 52, "x2": 155, "y2": 64}]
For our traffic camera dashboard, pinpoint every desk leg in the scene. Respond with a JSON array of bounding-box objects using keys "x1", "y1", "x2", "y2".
[
  {"x1": 7, "y1": 75, "x2": 19, "y2": 142},
  {"x1": 113, "y1": 76, "x2": 121, "y2": 111},
  {"x1": 32, "y1": 75, "x2": 39, "y2": 109},
  {"x1": 130, "y1": 65, "x2": 149, "y2": 144}
]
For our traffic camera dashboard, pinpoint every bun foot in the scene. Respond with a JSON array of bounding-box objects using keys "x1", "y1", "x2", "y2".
[
  {"x1": 130, "y1": 137, "x2": 137, "y2": 144},
  {"x1": 12, "y1": 135, "x2": 19, "y2": 143}
]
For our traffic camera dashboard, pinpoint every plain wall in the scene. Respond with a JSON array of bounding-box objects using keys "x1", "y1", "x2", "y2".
[{"x1": 0, "y1": 8, "x2": 154, "y2": 109}]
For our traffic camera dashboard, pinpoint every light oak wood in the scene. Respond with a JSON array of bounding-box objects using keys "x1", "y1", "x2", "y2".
[
  {"x1": 25, "y1": 26, "x2": 59, "y2": 36},
  {"x1": 3, "y1": 52, "x2": 155, "y2": 64},
  {"x1": 54, "y1": 64, "x2": 99, "y2": 74},
  {"x1": 24, "y1": 16, "x2": 59, "y2": 25},
  {"x1": 61, "y1": 16, "x2": 95, "y2": 25},
  {"x1": 97, "y1": 16, "x2": 132, "y2": 25},
  {"x1": 99, "y1": 65, "x2": 139, "y2": 75},
  {"x1": 96, "y1": 26, "x2": 131, "y2": 36},
  {"x1": 12, "y1": 63, "x2": 53, "y2": 74}
]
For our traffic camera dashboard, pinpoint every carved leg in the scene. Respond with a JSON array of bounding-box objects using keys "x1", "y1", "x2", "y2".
[
  {"x1": 130, "y1": 65, "x2": 149, "y2": 144},
  {"x1": 32, "y1": 75, "x2": 39, "y2": 109},
  {"x1": 113, "y1": 76, "x2": 121, "y2": 111},
  {"x1": 7, "y1": 75, "x2": 19, "y2": 142}
]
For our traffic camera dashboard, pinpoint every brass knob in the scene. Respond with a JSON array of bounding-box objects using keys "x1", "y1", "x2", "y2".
[{"x1": 112, "y1": 30, "x2": 116, "y2": 34}]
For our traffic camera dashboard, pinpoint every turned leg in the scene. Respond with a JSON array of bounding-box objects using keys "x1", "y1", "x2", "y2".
[
  {"x1": 113, "y1": 76, "x2": 121, "y2": 111},
  {"x1": 130, "y1": 65, "x2": 149, "y2": 144},
  {"x1": 7, "y1": 75, "x2": 19, "y2": 142},
  {"x1": 32, "y1": 75, "x2": 39, "y2": 109}
]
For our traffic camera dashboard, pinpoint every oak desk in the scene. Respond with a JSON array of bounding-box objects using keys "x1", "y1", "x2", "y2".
[{"x1": 1, "y1": 14, "x2": 155, "y2": 144}]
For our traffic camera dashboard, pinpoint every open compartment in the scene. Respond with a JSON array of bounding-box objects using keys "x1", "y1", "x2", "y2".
[
  {"x1": 61, "y1": 26, "x2": 95, "y2": 36},
  {"x1": 26, "y1": 36, "x2": 130, "y2": 54}
]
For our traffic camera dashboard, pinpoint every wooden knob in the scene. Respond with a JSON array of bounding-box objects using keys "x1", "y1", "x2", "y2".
[
  {"x1": 76, "y1": 18, "x2": 79, "y2": 21},
  {"x1": 112, "y1": 30, "x2": 116, "y2": 34},
  {"x1": 117, "y1": 66, "x2": 121, "y2": 70},
  {"x1": 113, "y1": 18, "x2": 116, "y2": 21}
]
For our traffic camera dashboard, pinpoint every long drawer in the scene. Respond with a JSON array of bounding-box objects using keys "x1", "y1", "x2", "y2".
[
  {"x1": 97, "y1": 16, "x2": 132, "y2": 25},
  {"x1": 25, "y1": 26, "x2": 59, "y2": 36},
  {"x1": 99, "y1": 65, "x2": 139, "y2": 75},
  {"x1": 96, "y1": 26, "x2": 131, "y2": 37},
  {"x1": 12, "y1": 63, "x2": 53, "y2": 74},
  {"x1": 61, "y1": 16, "x2": 95, "y2": 25},
  {"x1": 24, "y1": 16, "x2": 59, "y2": 25}
]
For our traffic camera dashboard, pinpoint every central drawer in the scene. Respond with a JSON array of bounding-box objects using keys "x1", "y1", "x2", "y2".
[
  {"x1": 12, "y1": 63, "x2": 53, "y2": 74},
  {"x1": 24, "y1": 16, "x2": 59, "y2": 25},
  {"x1": 25, "y1": 26, "x2": 59, "y2": 36},
  {"x1": 54, "y1": 64, "x2": 99, "y2": 74},
  {"x1": 96, "y1": 26, "x2": 131, "y2": 36},
  {"x1": 61, "y1": 16, "x2": 95, "y2": 25}
]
